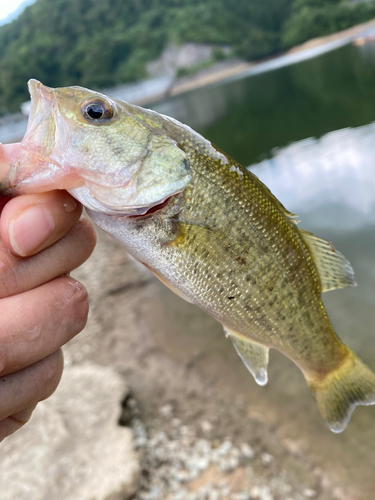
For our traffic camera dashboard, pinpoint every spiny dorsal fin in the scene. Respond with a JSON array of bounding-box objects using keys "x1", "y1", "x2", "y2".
[{"x1": 299, "y1": 229, "x2": 356, "y2": 293}]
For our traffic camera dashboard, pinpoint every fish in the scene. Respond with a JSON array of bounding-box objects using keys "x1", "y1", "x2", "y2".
[{"x1": 2, "y1": 78, "x2": 375, "y2": 433}]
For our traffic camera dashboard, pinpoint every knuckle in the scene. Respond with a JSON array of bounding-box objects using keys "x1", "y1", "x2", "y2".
[
  {"x1": 0, "y1": 344, "x2": 11, "y2": 377},
  {"x1": 57, "y1": 278, "x2": 89, "y2": 328},
  {"x1": 52, "y1": 218, "x2": 96, "y2": 274},
  {"x1": 9, "y1": 404, "x2": 37, "y2": 426},
  {"x1": 0, "y1": 250, "x2": 20, "y2": 297},
  {"x1": 72, "y1": 217, "x2": 97, "y2": 252},
  {"x1": 38, "y1": 350, "x2": 64, "y2": 401}
]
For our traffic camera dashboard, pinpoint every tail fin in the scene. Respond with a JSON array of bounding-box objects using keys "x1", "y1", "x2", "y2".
[{"x1": 307, "y1": 350, "x2": 375, "y2": 433}]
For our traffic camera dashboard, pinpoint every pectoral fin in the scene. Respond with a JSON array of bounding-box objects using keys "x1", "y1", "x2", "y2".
[{"x1": 224, "y1": 327, "x2": 269, "y2": 386}]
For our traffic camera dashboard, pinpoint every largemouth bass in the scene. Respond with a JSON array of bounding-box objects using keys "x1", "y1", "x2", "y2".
[{"x1": 2, "y1": 79, "x2": 375, "y2": 432}]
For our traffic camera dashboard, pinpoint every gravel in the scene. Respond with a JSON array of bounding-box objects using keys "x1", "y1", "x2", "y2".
[{"x1": 130, "y1": 404, "x2": 320, "y2": 500}]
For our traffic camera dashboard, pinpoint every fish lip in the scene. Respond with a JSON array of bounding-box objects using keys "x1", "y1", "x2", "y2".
[
  {"x1": 28, "y1": 79, "x2": 54, "y2": 105},
  {"x1": 1, "y1": 156, "x2": 82, "y2": 196},
  {"x1": 0, "y1": 80, "x2": 56, "y2": 195},
  {"x1": 25, "y1": 79, "x2": 56, "y2": 142},
  {"x1": 0, "y1": 80, "x2": 75, "y2": 195}
]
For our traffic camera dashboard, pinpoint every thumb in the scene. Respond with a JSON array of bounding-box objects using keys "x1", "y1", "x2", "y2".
[
  {"x1": 0, "y1": 143, "x2": 22, "y2": 213},
  {"x1": 0, "y1": 143, "x2": 21, "y2": 182}
]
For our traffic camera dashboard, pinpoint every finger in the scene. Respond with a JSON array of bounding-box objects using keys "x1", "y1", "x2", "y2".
[
  {"x1": 0, "y1": 349, "x2": 63, "y2": 438},
  {"x1": 0, "y1": 190, "x2": 82, "y2": 257},
  {"x1": 0, "y1": 217, "x2": 96, "y2": 298},
  {"x1": 0, "y1": 404, "x2": 37, "y2": 441},
  {"x1": 0, "y1": 143, "x2": 21, "y2": 216},
  {"x1": 0, "y1": 276, "x2": 88, "y2": 377}
]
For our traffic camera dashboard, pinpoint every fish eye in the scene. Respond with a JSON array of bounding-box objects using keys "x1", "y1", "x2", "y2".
[{"x1": 81, "y1": 99, "x2": 113, "y2": 121}]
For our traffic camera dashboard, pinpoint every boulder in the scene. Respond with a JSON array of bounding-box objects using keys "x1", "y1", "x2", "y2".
[{"x1": 0, "y1": 361, "x2": 140, "y2": 500}]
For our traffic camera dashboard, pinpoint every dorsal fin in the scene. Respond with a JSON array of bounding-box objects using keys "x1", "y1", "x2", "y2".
[
  {"x1": 249, "y1": 171, "x2": 299, "y2": 223},
  {"x1": 299, "y1": 229, "x2": 356, "y2": 293}
]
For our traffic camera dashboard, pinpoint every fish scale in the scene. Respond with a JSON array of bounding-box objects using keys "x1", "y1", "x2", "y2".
[
  {"x1": 166, "y1": 157, "x2": 336, "y2": 362},
  {"x1": 3, "y1": 78, "x2": 375, "y2": 432}
]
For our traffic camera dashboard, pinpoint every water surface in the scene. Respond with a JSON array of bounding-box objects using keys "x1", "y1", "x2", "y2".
[{"x1": 154, "y1": 41, "x2": 375, "y2": 166}]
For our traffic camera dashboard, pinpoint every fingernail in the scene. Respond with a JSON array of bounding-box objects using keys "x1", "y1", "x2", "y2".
[{"x1": 9, "y1": 205, "x2": 55, "y2": 256}]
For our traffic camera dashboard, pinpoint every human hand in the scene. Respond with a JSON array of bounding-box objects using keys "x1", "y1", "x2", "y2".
[{"x1": 0, "y1": 143, "x2": 96, "y2": 441}]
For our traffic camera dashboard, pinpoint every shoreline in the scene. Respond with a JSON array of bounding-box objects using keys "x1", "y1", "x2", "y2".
[
  {"x1": 168, "y1": 17, "x2": 375, "y2": 98},
  {"x1": 1, "y1": 17, "x2": 375, "y2": 144}
]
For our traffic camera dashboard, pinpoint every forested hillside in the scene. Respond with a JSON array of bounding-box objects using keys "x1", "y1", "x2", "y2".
[{"x1": 0, "y1": 0, "x2": 375, "y2": 113}]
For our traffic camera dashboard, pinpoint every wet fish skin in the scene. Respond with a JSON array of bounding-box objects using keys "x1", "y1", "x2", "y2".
[
  {"x1": 87, "y1": 125, "x2": 371, "y2": 433},
  {"x1": 3, "y1": 79, "x2": 375, "y2": 433},
  {"x1": 90, "y1": 145, "x2": 347, "y2": 374}
]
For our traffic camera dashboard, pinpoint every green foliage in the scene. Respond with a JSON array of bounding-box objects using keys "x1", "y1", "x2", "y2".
[
  {"x1": 0, "y1": 0, "x2": 374, "y2": 112},
  {"x1": 282, "y1": 2, "x2": 375, "y2": 47},
  {"x1": 236, "y1": 27, "x2": 279, "y2": 60}
]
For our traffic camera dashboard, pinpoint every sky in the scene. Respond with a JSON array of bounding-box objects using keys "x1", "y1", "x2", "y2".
[{"x1": 0, "y1": 0, "x2": 35, "y2": 22}]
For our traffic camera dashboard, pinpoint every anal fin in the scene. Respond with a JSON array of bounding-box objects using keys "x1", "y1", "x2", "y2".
[{"x1": 223, "y1": 327, "x2": 269, "y2": 386}]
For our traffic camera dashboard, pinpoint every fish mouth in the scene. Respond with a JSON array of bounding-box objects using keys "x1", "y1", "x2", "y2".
[
  {"x1": 1, "y1": 79, "x2": 82, "y2": 194},
  {"x1": 128, "y1": 195, "x2": 174, "y2": 217}
]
